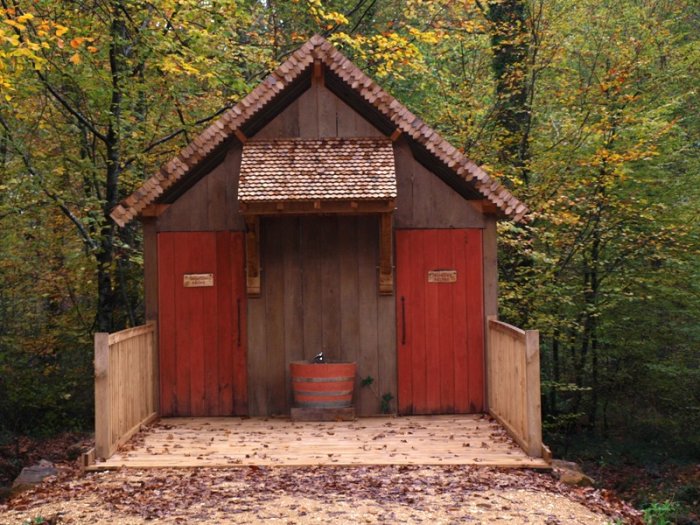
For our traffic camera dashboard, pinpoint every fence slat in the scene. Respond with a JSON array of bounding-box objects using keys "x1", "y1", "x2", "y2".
[
  {"x1": 487, "y1": 318, "x2": 543, "y2": 458},
  {"x1": 94, "y1": 322, "x2": 158, "y2": 461}
]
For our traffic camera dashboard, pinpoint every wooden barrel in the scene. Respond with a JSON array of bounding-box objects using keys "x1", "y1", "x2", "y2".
[{"x1": 290, "y1": 362, "x2": 356, "y2": 408}]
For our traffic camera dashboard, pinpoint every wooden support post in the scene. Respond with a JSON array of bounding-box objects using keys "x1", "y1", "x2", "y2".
[
  {"x1": 234, "y1": 129, "x2": 248, "y2": 144},
  {"x1": 482, "y1": 220, "x2": 498, "y2": 412},
  {"x1": 313, "y1": 59, "x2": 324, "y2": 86},
  {"x1": 378, "y1": 212, "x2": 393, "y2": 295},
  {"x1": 94, "y1": 332, "x2": 111, "y2": 460},
  {"x1": 525, "y1": 329, "x2": 542, "y2": 457},
  {"x1": 486, "y1": 315, "x2": 497, "y2": 411},
  {"x1": 245, "y1": 216, "x2": 261, "y2": 297}
]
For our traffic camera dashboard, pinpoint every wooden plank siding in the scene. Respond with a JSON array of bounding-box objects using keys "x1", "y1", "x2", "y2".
[
  {"x1": 254, "y1": 83, "x2": 383, "y2": 140},
  {"x1": 247, "y1": 216, "x2": 396, "y2": 416},
  {"x1": 157, "y1": 146, "x2": 245, "y2": 233},
  {"x1": 393, "y1": 138, "x2": 485, "y2": 229},
  {"x1": 145, "y1": 80, "x2": 498, "y2": 418}
]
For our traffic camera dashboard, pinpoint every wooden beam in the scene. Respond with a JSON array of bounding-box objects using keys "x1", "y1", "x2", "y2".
[
  {"x1": 469, "y1": 199, "x2": 500, "y2": 216},
  {"x1": 80, "y1": 447, "x2": 96, "y2": 471},
  {"x1": 390, "y1": 128, "x2": 402, "y2": 142},
  {"x1": 525, "y1": 329, "x2": 542, "y2": 457},
  {"x1": 245, "y1": 216, "x2": 261, "y2": 297},
  {"x1": 234, "y1": 129, "x2": 248, "y2": 144},
  {"x1": 379, "y1": 212, "x2": 393, "y2": 295},
  {"x1": 140, "y1": 204, "x2": 170, "y2": 218},
  {"x1": 313, "y1": 59, "x2": 324, "y2": 86},
  {"x1": 240, "y1": 199, "x2": 395, "y2": 216}
]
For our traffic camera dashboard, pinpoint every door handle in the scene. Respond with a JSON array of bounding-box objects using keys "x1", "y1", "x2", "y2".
[
  {"x1": 401, "y1": 296, "x2": 406, "y2": 345},
  {"x1": 236, "y1": 298, "x2": 242, "y2": 347}
]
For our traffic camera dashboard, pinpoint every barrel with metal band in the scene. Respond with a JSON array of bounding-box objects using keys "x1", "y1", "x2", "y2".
[{"x1": 290, "y1": 362, "x2": 357, "y2": 408}]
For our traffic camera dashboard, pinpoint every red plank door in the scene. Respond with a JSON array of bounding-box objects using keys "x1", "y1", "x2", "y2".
[
  {"x1": 396, "y1": 229, "x2": 484, "y2": 415},
  {"x1": 158, "y1": 232, "x2": 247, "y2": 416}
]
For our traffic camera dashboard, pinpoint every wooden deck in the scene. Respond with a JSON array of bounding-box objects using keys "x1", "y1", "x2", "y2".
[{"x1": 90, "y1": 415, "x2": 550, "y2": 470}]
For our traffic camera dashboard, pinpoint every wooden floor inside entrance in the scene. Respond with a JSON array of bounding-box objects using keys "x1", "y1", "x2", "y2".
[{"x1": 90, "y1": 415, "x2": 550, "y2": 470}]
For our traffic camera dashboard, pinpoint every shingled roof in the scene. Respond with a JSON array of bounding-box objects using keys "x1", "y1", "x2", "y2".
[
  {"x1": 111, "y1": 34, "x2": 527, "y2": 226},
  {"x1": 239, "y1": 138, "x2": 396, "y2": 202}
]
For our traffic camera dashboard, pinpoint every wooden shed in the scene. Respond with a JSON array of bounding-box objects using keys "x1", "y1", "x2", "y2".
[{"x1": 93, "y1": 35, "x2": 545, "y2": 466}]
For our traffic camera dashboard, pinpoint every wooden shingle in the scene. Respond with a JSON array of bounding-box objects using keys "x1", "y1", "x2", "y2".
[{"x1": 111, "y1": 35, "x2": 527, "y2": 226}]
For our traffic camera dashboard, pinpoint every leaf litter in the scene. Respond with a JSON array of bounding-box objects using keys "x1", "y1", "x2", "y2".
[{"x1": 1, "y1": 463, "x2": 642, "y2": 524}]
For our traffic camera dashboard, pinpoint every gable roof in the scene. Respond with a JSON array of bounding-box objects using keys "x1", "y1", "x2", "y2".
[
  {"x1": 111, "y1": 34, "x2": 527, "y2": 226},
  {"x1": 239, "y1": 138, "x2": 396, "y2": 202}
]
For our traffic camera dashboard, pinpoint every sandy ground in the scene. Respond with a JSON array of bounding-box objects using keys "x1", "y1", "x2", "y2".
[{"x1": 1, "y1": 465, "x2": 639, "y2": 524}]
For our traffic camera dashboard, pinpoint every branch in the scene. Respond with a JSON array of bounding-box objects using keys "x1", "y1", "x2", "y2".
[
  {"x1": 123, "y1": 104, "x2": 231, "y2": 168},
  {"x1": 0, "y1": 112, "x2": 98, "y2": 250},
  {"x1": 0, "y1": 0, "x2": 109, "y2": 143},
  {"x1": 35, "y1": 71, "x2": 109, "y2": 143}
]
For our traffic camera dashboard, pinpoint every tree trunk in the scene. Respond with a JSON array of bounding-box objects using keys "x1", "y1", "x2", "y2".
[{"x1": 486, "y1": 0, "x2": 532, "y2": 186}]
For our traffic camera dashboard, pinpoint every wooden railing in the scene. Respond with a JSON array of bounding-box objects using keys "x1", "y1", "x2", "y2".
[
  {"x1": 94, "y1": 321, "x2": 159, "y2": 460},
  {"x1": 486, "y1": 316, "x2": 543, "y2": 458}
]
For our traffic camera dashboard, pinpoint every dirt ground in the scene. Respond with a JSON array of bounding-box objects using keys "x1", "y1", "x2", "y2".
[{"x1": 1, "y1": 464, "x2": 641, "y2": 524}]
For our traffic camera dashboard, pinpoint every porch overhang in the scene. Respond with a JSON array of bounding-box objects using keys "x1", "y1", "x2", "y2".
[
  {"x1": 237, "y1": 137, "x2": 397, "y2": 211},
  {"x1": 239, "y1": 137, "x2": 397, "y2": 297}
]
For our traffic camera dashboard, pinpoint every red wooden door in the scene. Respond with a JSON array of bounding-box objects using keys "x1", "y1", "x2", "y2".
[
  {"x1": 158, "y1": 232, "x2": 247, "y2": 417},
  {"x1": 396, "y1": 229, "x2": 484, "y2": 415}
]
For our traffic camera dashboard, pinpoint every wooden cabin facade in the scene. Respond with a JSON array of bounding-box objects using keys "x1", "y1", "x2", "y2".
[{"x1": 97, "y1": 36, "x2": 543, "y2": 464}]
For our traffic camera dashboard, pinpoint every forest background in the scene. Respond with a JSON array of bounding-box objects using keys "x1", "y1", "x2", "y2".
[{"x1": 0, "y1": 0, "x2": 698, "y2": 519}]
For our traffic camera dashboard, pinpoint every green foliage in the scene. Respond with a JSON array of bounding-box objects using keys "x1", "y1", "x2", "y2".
[
  {"x1": 22, "y1": 518, "x2": 47, "y2": 525},
  {"x1": 381, "y1": 393, "x2": 394, "y2": 414},
  {"x1": 361, "y1": 376, "x2": 374, "y2": 388},
  {"x1": 642, "y1": 500, "x2": 679, "y2": 525}
]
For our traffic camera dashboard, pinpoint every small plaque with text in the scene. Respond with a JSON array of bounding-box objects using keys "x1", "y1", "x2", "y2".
[
  {"x1": 427, "y1": 270, "x2": 457, "y2": 283},
  {"x1": 183, "y1": 273, "x2": 214, "y2": 287}
]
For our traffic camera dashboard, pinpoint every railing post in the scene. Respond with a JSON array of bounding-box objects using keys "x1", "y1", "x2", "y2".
[
  {"x1": 94, "y1": 332, "x2": 111, "y2": 460},
  {"x1": 149, "y1": 320, "x2": 159, "y2": 416},
  {"x1": 485, "y1": 315, "x2": 497, "y2": 411},
  {"x1": 525, "y1": 329, "x2": 542, "y2": 457}
]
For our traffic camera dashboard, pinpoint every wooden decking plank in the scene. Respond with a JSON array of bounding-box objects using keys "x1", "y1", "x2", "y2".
[{"x1": 94, "y1": 416, "x2": 550, "y2": 470}]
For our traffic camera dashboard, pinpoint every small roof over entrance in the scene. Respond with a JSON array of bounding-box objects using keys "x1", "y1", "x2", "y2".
[{"x1": 238, "y1": 137, "x2": 397, "y2": 215}]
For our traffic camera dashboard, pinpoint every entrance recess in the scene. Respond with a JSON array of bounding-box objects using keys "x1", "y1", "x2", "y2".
[
  {"x1": 396, "y1": 229, "x2": 484, "y2": 415},
  {"x1": 158, "y1": 232, "x2": 247, "y2": 416}
]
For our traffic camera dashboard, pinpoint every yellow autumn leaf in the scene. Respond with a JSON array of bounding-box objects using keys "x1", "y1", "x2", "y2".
[
  {"x1": 87, "y1": 46, "x2": 97, "y2": 53},
  {"x1": 55, "y1": 24, "x2": 69, "y2": 37},
  {"x1": 70, "y1": 37, "x2": 84, "y2": 49},
  {"x1": 5, "y1": 19, "x2": 26, "y2": 31},
  {"x1": 17, "y1": 13, "x2": 34, "y2": 23},
  {"x1": 70, "y1": 53, "x2": 81, "y2": 64}
]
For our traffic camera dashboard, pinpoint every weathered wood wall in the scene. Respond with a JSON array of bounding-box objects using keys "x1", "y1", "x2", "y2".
[
  {"x1": 157, "y1": 147, "x2": 245, "y2": 232},
  {"x1": 247, "y1": 216, "x2": 396, "y2": 416},
  {"x1": 393, "y1": 139, "x2": 485, "y2": 229},
  {"x1": 142, "y1": 81, "x2": 499, "y2": 417},
  {"x1": 254, "y1": 83, "x2": 383, "y2": 140}
]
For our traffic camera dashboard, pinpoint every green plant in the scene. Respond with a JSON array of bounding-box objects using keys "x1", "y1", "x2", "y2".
[
  {"x1": 642, "y1": 500, "x2": 678, "y2": 525},
  {"x1": 381, "y1": 393, "x2": 394, "y2": 414},
  {"x1": 361, "y1": 376, "x2": 374, "y2": 388},
  {"x1": 23, "y1": 517, "x2": 46, "y2": 525}
]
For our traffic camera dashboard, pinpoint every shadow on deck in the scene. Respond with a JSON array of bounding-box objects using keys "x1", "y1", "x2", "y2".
[{"x1": 88, "y1": 415, "x2": 550, "y2": 470}]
